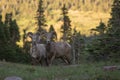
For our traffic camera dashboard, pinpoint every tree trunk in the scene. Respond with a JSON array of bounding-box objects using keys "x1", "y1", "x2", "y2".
[{"x1": 72, "y1": 37, "x2": 76, "y2": 64}]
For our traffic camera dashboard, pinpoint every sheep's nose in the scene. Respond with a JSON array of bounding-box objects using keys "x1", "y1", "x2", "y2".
[
  {"x1": 32, "y1": 41, "x2": 36, "y2": 45},
  {"x1": 47, "y1": 41, "x2": 50, "y2": 44}
]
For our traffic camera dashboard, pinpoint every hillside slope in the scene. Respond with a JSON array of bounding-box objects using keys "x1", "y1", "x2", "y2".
[{"x1": 0, "y1": 0, "x2": 113, "y2": 46}]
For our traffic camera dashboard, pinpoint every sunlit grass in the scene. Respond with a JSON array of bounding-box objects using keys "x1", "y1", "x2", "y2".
[{"x1": 14, "y1": 10, "x2": 111, "y2": 46}]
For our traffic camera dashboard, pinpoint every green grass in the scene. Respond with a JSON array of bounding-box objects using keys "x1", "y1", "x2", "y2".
[{"x1": 0, "y1": 61, "x2": 120, "y2": 80}]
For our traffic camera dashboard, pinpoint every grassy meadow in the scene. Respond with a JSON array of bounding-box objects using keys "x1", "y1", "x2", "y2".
[{"x1": 0, "y1": 61, "x2": 120, "y2": 80}]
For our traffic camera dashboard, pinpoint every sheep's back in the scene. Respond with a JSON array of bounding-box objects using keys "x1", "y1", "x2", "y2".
[{"x1": 54, "y1": 42, "x2": 71, "y2": 56}]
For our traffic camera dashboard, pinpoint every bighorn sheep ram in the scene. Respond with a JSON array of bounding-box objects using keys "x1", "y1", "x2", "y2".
[
  {"x1": 27, "y1": 32, "x2": 48, "y2": 66},
  {"x1": 45, "y1": 32, "x2": 71, "y2": 65}
]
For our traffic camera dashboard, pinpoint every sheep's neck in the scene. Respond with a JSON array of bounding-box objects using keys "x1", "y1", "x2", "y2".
[
  {"x1": 46, "y1": 43, "x2": 51, "y2": 52},
  {"x1": 32, "y1": 42, "x2": 37, "y2": 53}
]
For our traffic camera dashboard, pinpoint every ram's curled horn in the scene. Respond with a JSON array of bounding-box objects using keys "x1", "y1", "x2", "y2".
[
  {"x1": 27, "y1": 32, "x2": 33, "y2": 38},
  {"x1": 36, "y1": 31, "x2": 40, "y2": 36},
  {"x1": 38, "y1": 31, "x2": 47, "y2": 37},
  {"x1": 40, "y1": 31, "x2": 46, "y2": 35},
  {"x1": 36, "y1": 31, "x2": 46, "y2": 35}
]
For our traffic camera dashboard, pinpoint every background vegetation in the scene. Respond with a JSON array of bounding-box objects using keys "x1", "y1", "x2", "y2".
[{"x1": 0, "y1": 0, "x2": 112, "y2": 46}]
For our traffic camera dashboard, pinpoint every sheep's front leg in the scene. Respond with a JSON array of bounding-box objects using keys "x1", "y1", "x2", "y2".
[
  {"x1": 31, "y1": 58, "x2": 39, "y2": 65},
  {"x1": 49, "y1": 53, "x2": 56, "y2": 66}
]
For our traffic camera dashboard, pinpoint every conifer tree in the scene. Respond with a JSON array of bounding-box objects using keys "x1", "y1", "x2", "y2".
[
  {"x1": 91, "y1": 20, "x2": 106, "y2": 35},
  {"x1": 106, "y1": 0, "x2": 120, "y2": 58},
  {"x1": 9, "y1": 19, "x2": 20, "y2": 45},
  {"x1": 36, "y1": 0, "x2": 46, "y2": 32},
  {"x1": 4, "y1": 13, "x2": 12, "y2": 43},
  {"x1": 4, "y1": 13, "x2": 20, "y2": 45},
  {"x1": 23, "y1": 29, "x2": 31, "y2": 53},
  {"x1": 87, "y1": 21, "x2": 109, "y2": 61},
  {"x1": 107, "y1": 0, "x2": 120, "y2": 37},
  {"x1": 0, "y1": 14, "x2": 6, "y2": 43},
  {"x1": 0, "y1": 14, "x2": 6, "y2": 57},
  {"x1": 87, "y1": 0, "x2": 120, "y2": 60},
  {"x1": 72, "y1": 28, "x2": 85, "y2": 64},
  {"x1": 48, "y1": 25, "x2": 55, "y2": 32},
  {"x1": 61, "y1": 4, "x2": 72, "y2": 42}
]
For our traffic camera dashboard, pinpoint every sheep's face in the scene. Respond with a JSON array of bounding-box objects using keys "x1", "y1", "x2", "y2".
[
  {"x1": 46, "y1": 32, "x2": 57, "y2": 44},
  {"x1": 28, "y1": 33, "x2": 41, "y2": 44},
  {"x1": 46, "y1": 32, "x2": 52, "y2": 44},
  {"x1": 32, "y1": 34, "x2": 38, "y2": 42}
]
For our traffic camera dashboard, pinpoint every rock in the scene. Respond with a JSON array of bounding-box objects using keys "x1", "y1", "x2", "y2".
[
  {"x1": 4, "y1": 76, "x2": 23, "y2": 80},
  {"x1": 35, "y1": 78, "x2": 48, "y2": 80},
  {"x1": 103, "y1": 66, "x2": 117, "y2": 71}
]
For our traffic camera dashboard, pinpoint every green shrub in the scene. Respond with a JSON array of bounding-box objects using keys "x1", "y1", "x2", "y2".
[{"x1": 0, "y1": 45, "x2": 31, "y2": 64}]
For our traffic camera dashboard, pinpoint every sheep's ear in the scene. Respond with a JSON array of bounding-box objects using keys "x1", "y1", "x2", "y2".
[
  {"x1": 27, "y1": 32, "x2": 33, "y2": 38},
  {"x1": 36, "y1": 31, "x2": 46, "y2": 36},
  {"x1": 51, "y1": 31, "x2": 57, "y2": 40}
]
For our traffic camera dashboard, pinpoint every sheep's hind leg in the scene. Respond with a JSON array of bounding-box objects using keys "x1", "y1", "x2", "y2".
[
  {"x1": 49, "y1": 54, "x2": 55, "y2": 66},
  {"x1": 60, "y1": 56, "x2": 70, "y2": 65},
  {"x1": 31, "y1": 58, "x2": 39, "y2": 65},
  {"x1": 65, "y1": 56, "x2": 71, "y2": 65}
]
